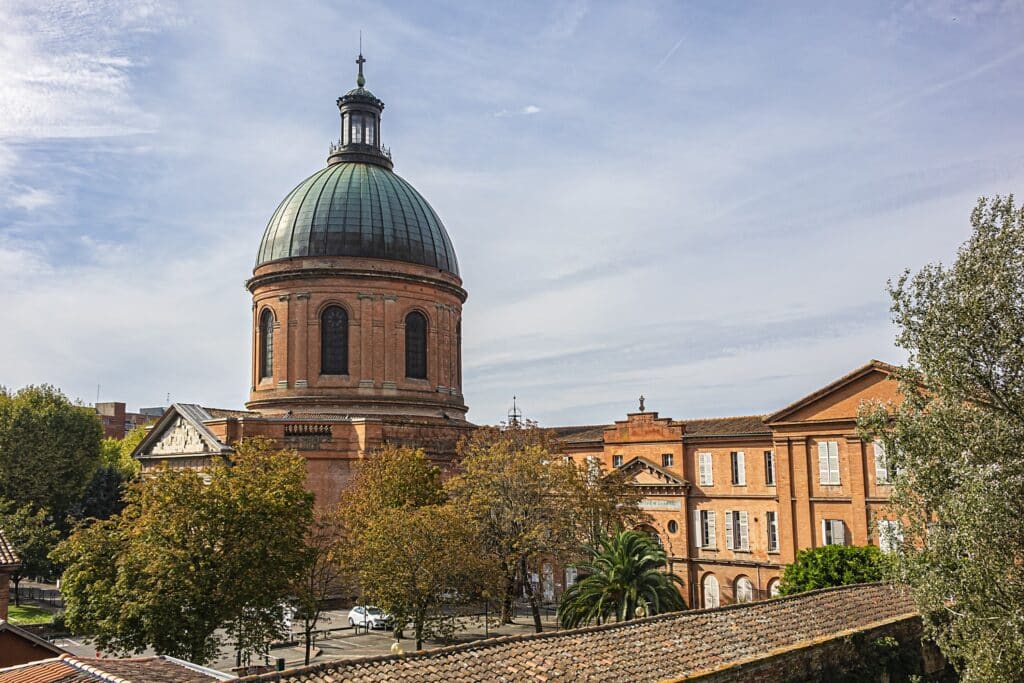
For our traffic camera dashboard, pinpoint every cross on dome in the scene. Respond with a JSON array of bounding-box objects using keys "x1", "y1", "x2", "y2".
[{"x1": 356, "y1": 52, "x2": 366, "y2": 88}]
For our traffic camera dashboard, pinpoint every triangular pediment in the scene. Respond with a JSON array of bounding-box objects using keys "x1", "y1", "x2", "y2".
[
  {"x1": 134, "y1": 404, "x2": 231, "y2": 459},
  {"x1": 618, "y1": 457, "x2": 688, "y2": 490},
  {"x1": 765, "y1": 360, "x2": 902, "y2": 425}
]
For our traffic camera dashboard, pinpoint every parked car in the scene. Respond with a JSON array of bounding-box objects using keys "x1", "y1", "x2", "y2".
[{"x1": 347, "y1": 605, "x2": 393, "y2": 630}]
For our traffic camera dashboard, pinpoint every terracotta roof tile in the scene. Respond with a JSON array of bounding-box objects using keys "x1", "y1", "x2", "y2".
[
  {"x1": 239, "y1": 584, "x2": 916, "y2": 683},
  {"x1": 0, "y1": 655, "x2": 230, "y2": 683},
  {"x1": 675, "y1": 414, "x2": 770, "y2": 438},
  {"x1": 0, "y1": 529, "x2": 19, "y2": 568}
]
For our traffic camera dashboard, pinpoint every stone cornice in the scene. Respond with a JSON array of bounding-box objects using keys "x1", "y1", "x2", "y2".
[{"x1": 247, "y1": 267, "x2": 468, "y2": 302}]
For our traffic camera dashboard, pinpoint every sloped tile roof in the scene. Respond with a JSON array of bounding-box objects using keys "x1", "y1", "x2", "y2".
[
  {"x1": 202, "y1": 407, "x2": 261, "y2": 419},
  {"x1": 0, "y1": 529, "x2": 19, "y2": 569},
  {"x1": 550, "y1": 414, "x2": 770, "y2": 446},
  {"x1": 239, "y1": 583, "x2": 916, "y2": 683},
  {"x1": 550, "y1": 425, "x2": 607, "y2": 444},
  {"x1": 0, "y1": 654, "x2": 231, "y2": 683},
  {"x1": 675, "y1": 414, "x2": 770, "y2": 438}
]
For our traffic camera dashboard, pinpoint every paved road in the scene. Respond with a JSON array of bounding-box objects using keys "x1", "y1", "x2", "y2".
[{"x1": 53, "y1": 607, "x2": 563, "y2": 676}]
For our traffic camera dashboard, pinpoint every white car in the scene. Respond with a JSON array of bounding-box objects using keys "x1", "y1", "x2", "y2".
[{"x1": 347, "y1": 605, "x2": 393, "y2": 630}]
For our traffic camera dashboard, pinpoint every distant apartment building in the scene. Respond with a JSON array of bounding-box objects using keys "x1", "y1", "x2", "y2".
[
  {"x1": 94, "y1": 402, "x2": 163, "y2": 439},
  {"x1": 554, "y1": 360, "x2": 901, "y2": 610}
]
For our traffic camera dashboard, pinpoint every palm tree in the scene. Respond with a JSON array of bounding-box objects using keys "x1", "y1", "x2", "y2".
[{"x1": 557, "y1": 528, "x2": 685, "y2": 628}]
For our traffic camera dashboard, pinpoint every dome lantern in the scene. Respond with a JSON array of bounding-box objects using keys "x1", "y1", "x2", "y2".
[{"x1": 328, "y1": 51, "x2": 393, "y2": 169}]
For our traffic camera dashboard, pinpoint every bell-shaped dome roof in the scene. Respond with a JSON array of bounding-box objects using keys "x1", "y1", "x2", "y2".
[{"x1": 256, "y1": 162, "x2": 459, "y2": 276}]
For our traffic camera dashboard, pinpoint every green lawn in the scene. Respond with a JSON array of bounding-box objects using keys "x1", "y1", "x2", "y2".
[{"x1": 6, "y1": 603, "x2": 55, "y2": 625}]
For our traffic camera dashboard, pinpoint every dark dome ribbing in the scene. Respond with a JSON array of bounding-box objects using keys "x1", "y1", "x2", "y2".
[{"x1": 256, "y1": 162, "x2": 459, "y2": 276}]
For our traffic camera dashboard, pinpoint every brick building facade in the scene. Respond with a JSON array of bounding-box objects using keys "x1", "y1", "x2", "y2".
[
  {"x1": 94, "y1": 402, "x2": 162, "y2": 439},
  {"x1": 555, "y1": 360, "x2": 901, "y2": 609}
]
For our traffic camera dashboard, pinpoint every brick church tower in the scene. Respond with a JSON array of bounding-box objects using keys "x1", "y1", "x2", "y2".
[{"x1": 134, "y1": 54, "x2": 472, "y2": 504}]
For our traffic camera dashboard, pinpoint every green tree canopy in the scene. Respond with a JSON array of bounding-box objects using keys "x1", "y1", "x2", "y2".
[
  {"x1": 449, "y1": 423, "x2": 647, "y2": 631},
  {"x1": 557, "y1": 528, "x2": 684, "y2": 628},
  {"x1": 0, "y1": 385, "x2": 102, "y2": 526},
  {"x1": 778, "y1": 545, "x2": 885, "y2": 595},
  {"x1": 54, "y1": 437, "x2": 313, "y2": 665},
  {"x1": 341, "y1": 445, "x2": 489, "y2": 651},
  {"x1": 858, "y1": 195, "x2": 1024, "y2": 682},
  {"x1": 0, "y1": 500, "x2": 60, "y2": 605}
]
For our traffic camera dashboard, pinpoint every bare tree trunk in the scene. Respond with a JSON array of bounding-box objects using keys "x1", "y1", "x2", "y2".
[
  {"x1": 303, "y1": 620, "x2": 313, "y2": 665},
  {"x1": 519, "y1": 556, "x2": 543, "y2": 633},
  {"x1": 500, "y1": 559, "x2": 515, "y2": 624}
]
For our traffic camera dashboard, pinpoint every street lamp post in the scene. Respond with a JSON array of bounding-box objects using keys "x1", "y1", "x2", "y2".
[{"x1": 482, "y1": 590, "x2": 490, "y2": 638}]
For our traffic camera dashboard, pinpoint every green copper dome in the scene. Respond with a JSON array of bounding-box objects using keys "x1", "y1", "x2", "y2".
[{"x1": 256, "y1": 162, "x2": 459, "y2": 276}]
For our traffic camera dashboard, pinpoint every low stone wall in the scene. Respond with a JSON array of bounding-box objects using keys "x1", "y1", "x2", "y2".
[{"x1": 673, "y1": 614, "x2": 951, "y2": 682}]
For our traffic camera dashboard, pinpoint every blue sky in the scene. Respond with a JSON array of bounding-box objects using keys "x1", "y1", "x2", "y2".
[{"x1": 2, "y1": 0, "x2": 1023, "y2": 426}]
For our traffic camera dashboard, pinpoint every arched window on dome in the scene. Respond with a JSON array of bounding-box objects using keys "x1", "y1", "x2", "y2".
[
  {"x1": 405, "y1": 311, "x2": 428, "y2": 379},
  {"x1": 259, "y1": 309, "x2": 274, "y2": 380},
  {"x1": 320, "y1": 305, "x2": 348, "y2": 375}
]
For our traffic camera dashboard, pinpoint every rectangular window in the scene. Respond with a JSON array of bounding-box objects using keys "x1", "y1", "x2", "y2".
[
  {"x1": 764, "y1": 450, "x2": 775, "y2": 486},
  {"x1": 565, "y1": 567, "x2": 578, "y2": 587},
  {"x1": 350, "y1": 114, "x2": 364, "y2": 144},
  {"x1": 662, "y1": 453, "x2": 674, "y2": 468},
  {"x1": 698, "y1": 452, "x2": 713, "y2": 486},
  {"x1": 724, "y1": 510, "x2": 749, "y2": 551},
  {"x1": 822, "y1": 519, "x2": 846, "y2": 546},
  {"x1": 878, "y1": 519, "x2": 903, "y2": 553},
  {"x1": 730, "y1": 451, "x2": 746, "y2": 485},
  {"x1": 694, "y1": 509, "x2": 716, "y2": 549},
  {"x1": 817, "y1": 441, "x2": 841, "y2": 485},
  {"x1": 612, "y1": 454, "x2": 623, "y2": 468},
  {"x1": 874, "y1": 441, "x2": 890, "y2": 485},
  {"x1": 766, "y1": 511, "x2": 779, "y2": 552}
]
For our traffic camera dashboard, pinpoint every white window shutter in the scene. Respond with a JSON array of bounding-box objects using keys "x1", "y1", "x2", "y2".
[
  {"x1": 874, "y1": 441, "x2": 889, "y2": 483},
  {"x1": 736, "y1": 451, "x2": 745, "y2": 485},
  {"x1": 694, "y1": 510, "x2": 703, "y2": 548},
  {"x1": 818, "y1": 442, "x2": 829, "y2": 484},
  {"x1": 835, "y1": 520, "x2": 846, "y2": 545},
  {"x1": 707, "y1": 511, "x2": 717, "y2": 549},
  {"x1": 829, "y1": 442, "x2": 840, "y2": 484},
  {"x1": 699, "y1": 453, "x2": 708, "y2": 485},
  {"x1": 821, "y1": 519, "x2": 827, "y2": 545},
  {"x1": 725, "y1": 510, "x2": 734, "y2": 550},
  {"x1": 739, "y1": 511, "x2": 749, "y2": 550}
]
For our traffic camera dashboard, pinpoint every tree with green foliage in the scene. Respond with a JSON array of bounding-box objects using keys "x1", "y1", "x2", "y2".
[
  {"x1": 858, "y1": 195, "x2": 1024, "y2": 683},
  {"x1": 0, "y1": 385, "x2": 102, "y2": 526},
  {"x1": 341, "y1": 445, "x2": 488, "y2": 651},
  {"x1": 72, "y1": 427, "x2": 148, "y2": 522},
  {"x1": 54, "y1": 437, "x2": 313, "y2": 665},
  {"x1": 291, "y1": 507, "x2": 348, "y2": 665},
  {"x1": 778, "y1": 545, "x2": 885, "y2": 595},
  {"x1": 449, "y1": 423, "x2": 646, "y2": 632},
  {"x1": 0, "y1": 501, "x2": 60, "y2": 605},
  {"x1": 558, "y1": 528, "x2": 684, "y2": 628}
]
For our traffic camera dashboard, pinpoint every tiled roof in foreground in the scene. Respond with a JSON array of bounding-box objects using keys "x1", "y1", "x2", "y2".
[
  {"x1": 0, "y1": 528, "x2": 19, "y2": 568},
  {"x1": 241, "y1": 583, "x2": 916, "y2": 683},
  {"x1": 0, "y1": 654, "x2": 233, "y2": 683}
]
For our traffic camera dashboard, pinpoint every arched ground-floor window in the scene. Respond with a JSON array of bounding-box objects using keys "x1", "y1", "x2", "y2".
[
  {"x1": 735, "y1": 576, "x2": 754, "y2": 603},
  {"x1": 702, "y1": 574, "x2": 720, "y2": 609}
]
